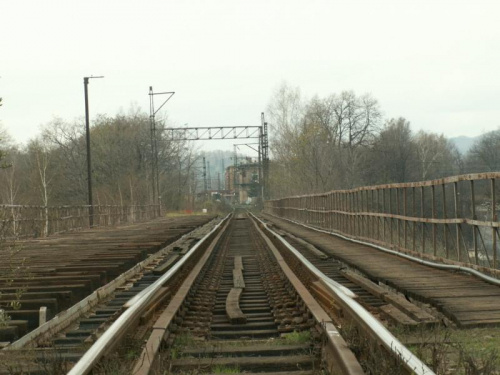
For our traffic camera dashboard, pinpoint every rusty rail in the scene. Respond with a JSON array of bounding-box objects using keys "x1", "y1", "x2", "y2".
[
  {"x1": 0, "y1": 204, "x2": 160, "y2": 238},
  {"x1": 265, "y1": 173, "x2": 500, "y2": 271},
  {"x1": 67, "y1": 214, "x2": 231, "y2": 375},
  {"x1": 251, "y1": 213, "x2": 434, "y2": 375}
]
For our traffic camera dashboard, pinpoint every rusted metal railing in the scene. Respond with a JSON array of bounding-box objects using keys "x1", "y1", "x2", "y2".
[
  {"x1": 264, "y1": 173, "x2": 500, "y2": 271},
  {"x1": 0, "y1": 204, "x2": 160, "y2": 238}
]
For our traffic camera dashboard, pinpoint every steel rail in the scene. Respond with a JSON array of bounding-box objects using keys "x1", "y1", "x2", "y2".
[
  {"x1": 132, "y1": 216, "x2": 232, "y2": 375},
  {"x1": 265, "y1": 213, "x2": 500, "y2": 288},
  {"x1": 68, "y1": 213, "x2": 231, "y2": 375},
  {"x1": 4, "y1": 217, "x2": 219, "y2": 350},
  {"x1": 249, "y1": 215, "x2": 364, "y2": 375},
  {"x1": 250, "y1": 213, "x2": 435, "y2": 375},
  {"x1": 133, "y1": 213, "x2": 361, "y2": 375}
]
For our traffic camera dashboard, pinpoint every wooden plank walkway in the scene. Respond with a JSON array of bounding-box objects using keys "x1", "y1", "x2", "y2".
[
  {"x1": 0, "y1": 215, "x2": 214, "y2": 335},
  {"x1": 264, "y1": 214, "x2": 500, "y2": 327}
]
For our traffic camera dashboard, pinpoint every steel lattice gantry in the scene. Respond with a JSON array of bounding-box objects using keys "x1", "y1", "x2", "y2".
[
  {"x1": 165, "y1": 126, "x2": 261, "y2": 141},
  {"x1": 163, "y1": 118, "x2": 270, "y2": 199}
]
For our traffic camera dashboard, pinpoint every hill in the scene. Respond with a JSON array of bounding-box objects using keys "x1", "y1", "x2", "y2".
[{"x1": 449, "y1": 135, "x2": 479, "y2": 155}]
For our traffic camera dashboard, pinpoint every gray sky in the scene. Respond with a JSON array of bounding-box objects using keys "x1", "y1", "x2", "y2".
[{"x1": 1, "y1": 0, "x2": 499, "y2": 151}]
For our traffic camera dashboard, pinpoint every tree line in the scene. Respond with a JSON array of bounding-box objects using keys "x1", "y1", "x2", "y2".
[
  {"x1": 1, "y1": 88, "x2": 499, "y2": 208},
  {"x1": 0, "y1": 105, "x2": 201, "y2": 210},
  {"x1": 266, "y1": 83, "x2": 500, "y2": 198}
]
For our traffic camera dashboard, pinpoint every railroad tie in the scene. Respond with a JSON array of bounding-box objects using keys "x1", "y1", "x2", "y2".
[
  {"x1": 234, "y1": 255, "x2": 244, "y2": 272},
  {"x1": 152, "y1": 254, "x2": 180, "y2": 275},
  {"x1": 226, "y1": 256, "x2": 247, "y2": 324},
  {"x1": 285, "y1": 232, "x2": 329, "y2": 260}
]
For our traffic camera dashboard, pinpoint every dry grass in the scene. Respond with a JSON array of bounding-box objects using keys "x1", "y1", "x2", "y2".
[
  {"x1": 339, "y1": 323, "x2": 411, "y2": 374},
  {"x1": 396, "y1": 326, "x2": 500, "y2": 375}
]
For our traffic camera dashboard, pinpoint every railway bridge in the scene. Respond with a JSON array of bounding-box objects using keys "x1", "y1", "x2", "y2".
[{"x1": 0, "y1": 172, "x2": 499, "y2": 374}]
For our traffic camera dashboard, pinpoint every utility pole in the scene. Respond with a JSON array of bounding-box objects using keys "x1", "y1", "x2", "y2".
[
  {"x1": 149, "y1": 87, "x2": 157, "y2": 211},
  {"x1": 258, "y1": 136, "x2": 263, "y2": 199},
  {"x1": 233, "y1": 145, "x2": 238, "y2": 204},
  {"x1": 148, "y1": 87, "x2": 175, "y2": 216},
  {"x1": 261, "y1": 112, "x2": 269, "y2": 200},
  {"x1": 203, "y1": 156, "x2": 207, "y2": 199},
  {"x1": 83, "y1": 75, "x2": 103, "y2": 227},
  {"x1": 221, "y1": 159, "x2": 225, "y2": 190},
  {"x1": 218, "y1": 172, "x2": 221, "y2": 191},
  {"x1": 207, "y1": 161, "x2": 212, "y2": 190}
]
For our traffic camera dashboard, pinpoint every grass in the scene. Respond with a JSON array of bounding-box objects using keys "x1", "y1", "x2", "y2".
[
  {"x1": 339, "y1": 322, "x2": 411, "y2": 374},
  {"x1": 92, "y1": 335, "x2": 143, "y2": 374},
  {"x1": 173, "y1": 332, "x2": 197, "y2": 347},
  {"x1": 280, "y1": 330, "x2": 311, "y2": 345},
  {"x1": 169, "y1": 330, "x2": 313, "y2": 352},
  {"x1": 0, "y1": 309, "x2": 11, "y2": 327},
  {"x1": 396, "y1": 326, "x2": 500, "y2": 375},
  {"x1": 212, "y1": 364, "x2": 240, "y2": 373},
  {"x1": 451, "y1": 327, "x2": 500, "y2": 353}
]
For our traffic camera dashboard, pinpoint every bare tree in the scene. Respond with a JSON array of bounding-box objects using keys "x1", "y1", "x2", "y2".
[
  {"x1": 415, "y1": 131, "x2": 460, "y2": 179},
  {"x1": 334, "y1": 91, "x2": 382, "y2": 187},
  {"x1": 25, "y1": 138, "x2": 57, "y2": 235},
  {"x1": 367, "y1": 118, "x2": 414, "y2": 183},
  {"x1": 0, "y1": 99, "x2": 13, "y2": 169},
  {"x1": 465, "y1": 128, "x2": 500, "y2": 172},
  {"x1": 41, "y1": 117, "x2": 87, "y2": 204},
  {"x1": 267, "y1": 82, "x2": 303, "y2": 160}
]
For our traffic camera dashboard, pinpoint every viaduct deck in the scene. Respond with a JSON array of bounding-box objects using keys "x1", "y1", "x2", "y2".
[
  {"x1": 263, "y1": 213, "x2": 500, "y2": 327},
  {"x1": 0, "y1": 215, "x2": 214, "y2": 339}
]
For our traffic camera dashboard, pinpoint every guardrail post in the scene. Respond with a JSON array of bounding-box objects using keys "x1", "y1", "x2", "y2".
[
  {"x1": 442, "y1": 183, "x2": 448, "y2": 259},
  {"x1": 344, "y1": 192, "x2": 347, "y2": 234},
  {"x1": 432, "y1": 185, "x2": 437, "y2": 256},
  {"x1": 341, "y1": 192, "x2": 344, "y2": 234},
  {"x1": 471, "y1": 180, "x2": 478, "y2": 265},
  {"x1": 351, "y1": 191, "x2": 355, "y2": 236},
  {"x1": 412, "y1": 187, "x2": 416, "y2": 252},
  {"x1": 315, "y1": 195, "x2": 318, "y2": 226},
  {"x1": 454, "y1": 182, "x2": 460, "y2": 262},
  {"x1": 361, "y1": 190, "x2": 365, "y2": 238},
  {"x1": 369, "y1": 189, "x2": 373, "y2": 239},
  {"x1": 348, "y1": 191, "x2": 352, "y2": 236},
  {"x1": 382, "y1": 189, "x2": 386, "y2": 243},
  {"x1": 337, "y1": 192, "x2": 344, "y2": 232},
  {"x1": 421, "y1": 186, "x2": 425, "y2": 254},
  {"x1": 365, "y1": 189, "x2": 369, "y2": 238},
  {"x1": 397, "y1": 188, "x2": 401, "y2": 249},
  {"x1": 331, "y1": 192, "x2": 335, "y2": 231},
  {"x1": 376, "y1": 191, "x2": 379, "y2": 239},
  {"x1": 389, "y1": 188, "x2": 393, "y2": 246},
  {"x1": 355, "y1": 191, "x2": 359, "y2": 236},
  {"x1": 358, "y1": 190, "x2": 362, "y2": 237},
  {"x1": 492, "y1": 178, "x2": 497, "y2": 269},
  {"x1": 403, "y1": 187, "x2": 407, "y2": 249}
]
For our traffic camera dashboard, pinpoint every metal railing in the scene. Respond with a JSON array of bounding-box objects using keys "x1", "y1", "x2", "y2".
[
  {"x1": 0, "y1": 204, "x2": 160, "y2": 238},
  {"x1": 265, "y1": 173, "x2": 500, "y2": 271}
]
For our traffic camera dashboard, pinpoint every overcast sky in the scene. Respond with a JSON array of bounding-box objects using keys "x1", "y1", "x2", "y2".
[{"x1": 1, "y1": 0, "x2": 499, "y2": 152}]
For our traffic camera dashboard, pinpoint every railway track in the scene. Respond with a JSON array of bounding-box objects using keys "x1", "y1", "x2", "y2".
[
  {"x1": 0, "y1": 216, "x2": 219, "y2": 373},
  {"x1": 268, "y1": 225, "x2": 441, "y2": 328},
  {"x1": 160, "y1": 216, "x2": 321, "y2": 374},
  {"x1": 0, "y1": 215, "x2": 215, "y2": 344},
  {"x1": 2, "y1": 213, "x2": 433, "y2": 374},
  {"x1": 262, "y1": 212, "x2": 500, "y2": 327}
]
